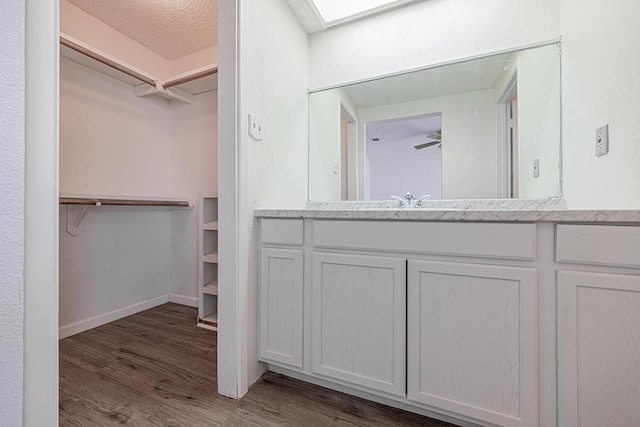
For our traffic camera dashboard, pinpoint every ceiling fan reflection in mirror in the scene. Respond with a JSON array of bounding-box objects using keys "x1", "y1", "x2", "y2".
[{"x1": 414, "y1": 130, "x2": 441, "y2": 150}]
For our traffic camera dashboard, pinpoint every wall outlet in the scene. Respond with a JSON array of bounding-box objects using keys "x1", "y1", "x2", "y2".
[
  {"x1": 248, "y1": 113, "x2": 264, "y2": 140},
  {"x1": 533, "y1": 159, "x2": 540, "y2": 177},
  {"x1": 596, "y1": 124, "x2": 609, "y2": 156}
]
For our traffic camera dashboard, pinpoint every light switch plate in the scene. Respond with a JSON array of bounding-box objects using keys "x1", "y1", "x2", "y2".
[
  {"x1": 249, "y1": 113, "x2": 264, "y2": 141},
  {"x1": 533, "y1": 159, "x2": 540, "y2": 177},
  {"x1": 596, "y1": 124, "x2": 609, "y2": 156}
]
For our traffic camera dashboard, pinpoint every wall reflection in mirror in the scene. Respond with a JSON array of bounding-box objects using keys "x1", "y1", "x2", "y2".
[{"x1": 308, "y1": 43, "x2": 561, "y2": 201}]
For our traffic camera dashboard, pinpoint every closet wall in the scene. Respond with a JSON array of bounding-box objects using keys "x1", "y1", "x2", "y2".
[{"x1": 59, "y1": 0, "x2": 217, "y2": 337}]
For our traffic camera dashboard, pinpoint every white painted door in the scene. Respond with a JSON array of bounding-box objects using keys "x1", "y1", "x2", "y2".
[
  {"x1": 407, "y1": 260, "x2": 538, "y2": 427},
  {"x1": 312, "y1": 252, "x2": 406, "y2": 397},
  {"x1": 558, "y1": 270, "x2": 640, "y2": 427},
  {"x1": 259, "y1": 248, "x2": 304, "y2": 368}
]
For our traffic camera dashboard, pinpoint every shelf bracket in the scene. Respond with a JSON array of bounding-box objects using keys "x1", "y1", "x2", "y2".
[{"x1": 66, "y1": 202, "x2": 101, "y2": 236}]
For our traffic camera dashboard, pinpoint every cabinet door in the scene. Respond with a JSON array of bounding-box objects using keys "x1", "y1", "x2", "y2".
[
  {"x1": 558, "y1": 270, "x2": 640, "y2": 427},
  {"x1": 407, "y1": 260, "x2": 538, "y2": 427},
  {"x1": 312, "y1": 252, "x2": 406, "y2": 397},
  {"x1": 259, "y1": 248, "x2": 304, "y2": 368}
]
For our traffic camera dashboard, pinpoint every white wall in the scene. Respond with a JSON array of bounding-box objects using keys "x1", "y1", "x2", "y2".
[
  {"x1": 60, "y1": 57, "x2": 172, "y2": 197},
  {"x1": 169, "y1": 91, "x2": 218, "y2": 301},
  {"x1": 0, "y1": 0, "x2": 25, "y2": 424},
  {"x1": 59, "y1": 57, "x2": 173, "y2": 333},
  {"x1": 58, "y1": 207, "x2": 171, "y2": 334},
  {"x1": 309, "y1": 0, "x2": 560, "y2": 89},
  {"x1": 359, "y1": 90, "x2": 497, "y2": 199},
  {"x1": 368, "y1": 151, "x2": 442, "y2": 200},
  {"x1": 560, "y1": 0, "x2": 640, "y2": 208},
  {"x1": 309, "y1": 88, "x2": 360, "y2": 200},
  {"x1": 238, "y1": 0, "x2": 310, "y2": 391},
  {"x1": 516, "y1": 46, "x2": 562, "y2": 198},
  {"x1": 309, "y1": 89, "x2": 341, "y2": 200}
]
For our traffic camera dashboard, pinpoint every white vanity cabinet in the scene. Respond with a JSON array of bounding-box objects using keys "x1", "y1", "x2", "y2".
[
  {"x1": 311, "y1": 252, "x2": 406, "y2": 396},
  {"x1": 258, "y1": 213, "x2": 640, "y2": 426},
  {"x1": 556, "y1": 225, "x2": 640, "y2": 427},
  {"x1": 407, "y1": 260, "x2": 538, "y2": 427},
  {"x1": 258, "y1": 218, "x2": 541, "y2": 427},
  {"x1": 258, "y1": 219, "x2": 304, "y2": 369}
]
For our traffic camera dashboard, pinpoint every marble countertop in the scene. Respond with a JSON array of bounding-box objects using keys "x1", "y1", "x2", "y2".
[
  {"x1": 254, "y1": 199, "x2": 640, "y2": 223},
  {"x1": 254, "y1": 208, "x2": 640, "y2": 223}
]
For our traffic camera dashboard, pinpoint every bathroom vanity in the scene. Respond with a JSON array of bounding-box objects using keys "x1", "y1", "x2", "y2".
[{"x1": 255, "y1": 205, "x2": 640, "y2": 427}]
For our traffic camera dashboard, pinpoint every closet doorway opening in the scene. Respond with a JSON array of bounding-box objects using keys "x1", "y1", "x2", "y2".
[
  {"x1": 57, "y1": 0, "x2": 221, "y2": 422},
  {"x1": 497, "y1": 73, "x2": 519, "y2": 198}
]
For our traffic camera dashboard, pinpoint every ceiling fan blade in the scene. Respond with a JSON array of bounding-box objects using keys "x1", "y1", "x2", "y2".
[
  {"x1": 414, "y1": 140, "x2": 441, "y2": 150},
  {"x1": 427, "y1": 130, "x2": 442, "y2": 140}
]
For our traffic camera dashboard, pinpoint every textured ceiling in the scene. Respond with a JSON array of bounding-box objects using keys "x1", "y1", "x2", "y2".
[{"x1": 66, "y1": 0, "x2": 218, "y2": 60}]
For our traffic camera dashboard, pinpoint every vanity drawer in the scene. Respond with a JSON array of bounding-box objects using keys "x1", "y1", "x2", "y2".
[
  {"x1": 313, "y1": 221, "x2": 536, "y2": 260},
  {"x1": 261, "y1": 219, "x2": 304, "y2": 246},
  {"x1": 556, "y1": 224, "x2": 640, "y2": 268}
]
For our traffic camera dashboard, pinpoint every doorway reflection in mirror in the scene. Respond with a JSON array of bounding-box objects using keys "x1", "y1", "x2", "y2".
[{"x1": 365, "y1": 114, "x2": 442, "y2": 200}]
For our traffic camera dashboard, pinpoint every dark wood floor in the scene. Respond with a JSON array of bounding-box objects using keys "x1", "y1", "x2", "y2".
[{"x1": 60, "y1": 303, "x2": 457, "y2": 426}]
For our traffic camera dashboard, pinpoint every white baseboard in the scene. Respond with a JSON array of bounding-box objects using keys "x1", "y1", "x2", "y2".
[
  {"x1": 59, "y1": 295, "x2": 169, "y2": 339},
  {"x1": 168, "y1": 294, "x2": 198, "y2": 307}
]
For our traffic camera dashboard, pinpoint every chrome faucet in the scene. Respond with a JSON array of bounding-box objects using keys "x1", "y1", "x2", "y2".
[
  {"x1": 416, "y1": 194, "x2": 432, "y2": 207},
  {"x1": 391, "y1": 192, "x2": 431, "y2": 208},
  {"x1": 404, "y1": 192, "x2": 416, "y2": 208}
]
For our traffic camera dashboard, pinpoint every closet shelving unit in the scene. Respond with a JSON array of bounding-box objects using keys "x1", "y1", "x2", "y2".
[
  {"x1": 198, "y1": 196, "x2": 219, "y2": 330},
  {"x1": 60, "y1": 33, "x2": 220, "y2": 326},
  {"x1": 60, "y1": 33, "x2": 218, "y2": 108},
  {"x1": 59, "y1": 195, "x2": 193, "y2": 236},
  {"x1": 59, "y1": 196, "x2": 192, "y2": 207}
]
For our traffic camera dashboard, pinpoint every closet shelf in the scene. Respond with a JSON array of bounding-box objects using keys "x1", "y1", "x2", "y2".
[
  {"x1": 203, "y1": 220, "x2": 219, "y2": 230},
  {"x1": 199, "y1": 196, "x2": 219, "y2": 331},
  {"x1": 203, "y1": 280, "x2": 219, "y2": 296},
  {"x1": 60, "y1": 33, "x2": 218, "y2": 108},
  {"x1": 60, "y1": 196, "x2": 192, "y2": 208},
  {"x1": 198, "y1": 311, "x2": 218, "y2": 331},
  {"x1": 60, "y1": 195, "x2": 193, "y2": 237},
  {"x1": 203, "y1": 252, "x2": 219, "y2": 263},
  {"x1": 60, "y1": 33, "x2": 157, "y2": 87},
  {"x1": 164, "y1": 65, "x2": 218, "y2": 89}
]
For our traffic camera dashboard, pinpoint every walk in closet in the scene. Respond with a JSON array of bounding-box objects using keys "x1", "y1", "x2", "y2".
[{"x1": 58, "y1": 0, "x2": 219, "y2": 337}]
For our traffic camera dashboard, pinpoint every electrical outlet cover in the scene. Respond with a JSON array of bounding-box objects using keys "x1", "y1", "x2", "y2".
[
  {"x1": 249, "y1": 113, "x2": 264, "y2": 141},
  {"x1": 596, "y1": 124, "x2": 609, "y2": 156}
]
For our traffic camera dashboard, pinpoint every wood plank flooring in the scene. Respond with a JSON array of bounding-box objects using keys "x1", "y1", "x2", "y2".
[{"x1": 60, "y1": 303, "x2": 458, "y2": 426}]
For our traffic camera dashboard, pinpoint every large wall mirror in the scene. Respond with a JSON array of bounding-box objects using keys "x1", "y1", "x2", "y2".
[{"x1": 308, "y1": 42, "x2": 561, "y2": 201}]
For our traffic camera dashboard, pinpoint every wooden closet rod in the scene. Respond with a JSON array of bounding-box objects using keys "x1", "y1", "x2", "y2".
[
  {"x1": 60, "y1": 197, "x2": 191, "y2": 208},
  {"x1": 60, "y1": 36, "x2": 157, "y2": 87},
  {"x1": 163, "y1": 65, "x2": 219, "y2": 89}
]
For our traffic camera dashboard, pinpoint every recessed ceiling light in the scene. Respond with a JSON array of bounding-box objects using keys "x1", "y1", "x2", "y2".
[{"x1": 310, "y1": 0, "x2": 420, "y2": 26}]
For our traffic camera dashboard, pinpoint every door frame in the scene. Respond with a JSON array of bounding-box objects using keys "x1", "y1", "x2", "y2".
[
  {"x1": 496, "y1": 71, "x2": 518, "y2": 198},
  {"x1": 24, "y1": 1, "x2": 244, "y2": 424},
  {"x1": 24, "y1": 0, "x2": 59, "y2": 424}
]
